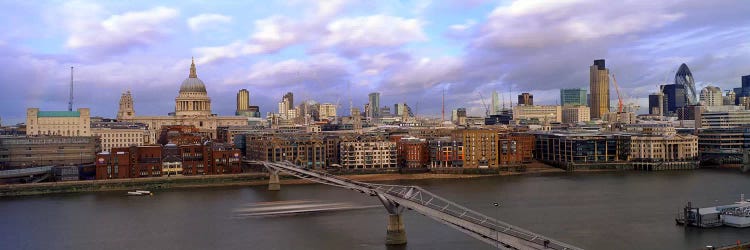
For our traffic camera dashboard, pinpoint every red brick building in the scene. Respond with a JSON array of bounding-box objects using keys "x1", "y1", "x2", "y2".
[
  {"x1": 397, "y1": 137, "x2": 429, "y2": 169},
  {"x1": 95, "y1": 143, "x2": 240, "y2": 179},
  {"x1": 498, "y1": 133, "x2": 535, "y2": 165}
]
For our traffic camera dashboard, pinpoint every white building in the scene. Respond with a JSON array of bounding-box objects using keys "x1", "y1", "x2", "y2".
[
  {"x1": 561, "y1": 106, "x2": 590, "y2": 124},
  {"x1": 91, "y1": 121, "x2": 150, "y2": 152},
  {"x1": 695, "y1": 105, "x2": 750, "y2": 128},
  {"x1": 700, "y1": 86, "x2": 723, "y2": 106},
  {"x1": 319, "y1": 103, "x2": 337, "y2": 121},
  {"x1": 26, "y1": 108, "x2": 91, "y2": 136},
  {"x1": 512, "y1": 105, "x2": 562, "y2": 124}
]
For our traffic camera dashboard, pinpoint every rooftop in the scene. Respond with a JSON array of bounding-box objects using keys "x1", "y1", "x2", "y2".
[{"x1": 37, "y1": 111, "x2": 80, "y2": 118}]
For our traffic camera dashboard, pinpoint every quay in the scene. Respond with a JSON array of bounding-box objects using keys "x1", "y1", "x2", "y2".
[{"x1": 676, "y1": 195, "x2": 750, "y2": 228}]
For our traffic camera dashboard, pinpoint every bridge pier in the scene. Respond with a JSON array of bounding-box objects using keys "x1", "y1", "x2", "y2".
[
  {"x1": 378, "y1": 194, "x2": 407, "y2": 245},
  {"x1": 386, "y1": 213, "x2": 407, "y2": 245},
  {"x1": 268, "y1": 170, "x2": 280, "y2": 191}
]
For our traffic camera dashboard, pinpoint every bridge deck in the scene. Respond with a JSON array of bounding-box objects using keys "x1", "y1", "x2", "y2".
[{"x1": 257, "y1": 161, "x2": 582, "y2": 250}]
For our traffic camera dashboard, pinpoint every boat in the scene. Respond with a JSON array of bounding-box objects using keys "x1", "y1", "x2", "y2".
[{"x1": 126, "y1": 190, "x2": 153, "y2": 196}]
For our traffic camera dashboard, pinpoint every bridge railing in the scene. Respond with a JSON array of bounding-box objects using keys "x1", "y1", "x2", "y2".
[
  {"x1": 261, "y1": 161, "x2": 581, "y2": 250},
  {"x1": 366, "y1": 183, "x2": 580, "y2": 250}
]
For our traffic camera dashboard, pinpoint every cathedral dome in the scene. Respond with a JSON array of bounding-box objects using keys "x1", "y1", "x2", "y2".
[
  {"x1": 180, "y1": 78, "x2": 206, "y2": 93},
  {"x1": 179, "y1": 57, "x2": 207, "y2": 93}
]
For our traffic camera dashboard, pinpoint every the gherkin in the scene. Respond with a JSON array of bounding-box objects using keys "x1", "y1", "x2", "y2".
[{"x1": 675, "y1": 63, "x2": 696, "y2": 105}]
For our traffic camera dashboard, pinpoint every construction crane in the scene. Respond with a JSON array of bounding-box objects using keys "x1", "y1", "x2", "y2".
[
  {"x1": 478, "y1": 92, "x2": 490, "y2": 116},
  {"x1": 610, "y1": 73, "x2": 624, "y2": 113}
]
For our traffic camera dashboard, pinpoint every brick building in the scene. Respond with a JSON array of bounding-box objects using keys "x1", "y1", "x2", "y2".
[{"x1": 397, "y1": 137, "x2": 429, "y2": 169}]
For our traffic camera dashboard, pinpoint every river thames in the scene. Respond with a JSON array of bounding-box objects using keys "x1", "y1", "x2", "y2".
[{"x1": 2, "y1": 169, "x2": 750, "y2": 249}]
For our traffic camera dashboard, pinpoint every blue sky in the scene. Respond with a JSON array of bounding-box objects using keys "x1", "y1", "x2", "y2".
[{"x1": 1, "y1": 0, "x2": 749, "y2": 124}]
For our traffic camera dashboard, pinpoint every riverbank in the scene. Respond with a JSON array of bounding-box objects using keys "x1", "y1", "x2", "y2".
[{"x1": 0, "y1": 165, "x2": 568, "y2": 197}]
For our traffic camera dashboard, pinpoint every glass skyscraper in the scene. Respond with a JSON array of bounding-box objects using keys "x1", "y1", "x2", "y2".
[
  {"x1": 675, "y1": 63, "x2": 697, "y2": 105},
  {"x1": 560, "y1": 88, "x2": 587, "y2": 106}
]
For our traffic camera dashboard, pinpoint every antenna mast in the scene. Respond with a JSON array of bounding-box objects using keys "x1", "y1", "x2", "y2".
[
  {"x1": 442, "y1": 87, "x2": 445, "y2": 122},
  {"x1": 68, "y1": 66, "x2": 74, "y2": 111}
]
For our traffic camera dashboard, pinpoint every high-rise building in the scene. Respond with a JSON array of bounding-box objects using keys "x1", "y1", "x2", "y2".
[
  {"x1": 648, "y1": 92, "x2": 664, "y2": 116},
  {"x1": 517, "y1": 93, "x2": 533, "y2": 106},
  {"x1": 282, "y1": 92, "x2": 294, "y2": 111},
  {"x1": 662, "y1": 84, "x2": 687, "y2": 115},
  {"x1": 117, "y1": 90, "x2": 135, "y2": 120},
  {"x1": 368, "y1": 92, "x2": 380, "y2": 118},
  {"x1": 589, "y1": 59, "x2": 610, "y2": 119},
  {"x1": 675, "y1": 63, "x2": 697, "y2": 105},
  {"x1": 560, "y1": 88, "x2": 587, "y2": 106},
  {"x1": 699, "y1": 86, "x2": 722, "y2": 106},
  {"x1": 319, "y1": 103, "x2": 337, "y2": 121},
  {"x1": 491, "y1": 91, "x2": 500, "y2": 115},
  {"x1": 725, "y1": 90, "x2": 737, "y2": 106},
  {"x1": 236, "y1": 89, "x2": 250, "y2": 115}
]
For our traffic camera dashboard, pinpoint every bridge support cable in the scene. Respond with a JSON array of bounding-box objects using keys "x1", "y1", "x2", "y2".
[{"x1": 253, "y1": 161, "x2": 582, "y2": 250}]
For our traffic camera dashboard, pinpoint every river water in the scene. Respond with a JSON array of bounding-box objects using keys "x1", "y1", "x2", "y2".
[{"x1": 2, "y1": 170, "x2": 750, "y2": 250}]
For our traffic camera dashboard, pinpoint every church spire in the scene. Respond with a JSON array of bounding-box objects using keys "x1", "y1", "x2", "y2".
[{"x1": 189, "y1": 57, "x2": 197, "y2": 78}]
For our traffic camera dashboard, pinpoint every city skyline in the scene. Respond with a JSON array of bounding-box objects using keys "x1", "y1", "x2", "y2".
[{"x1": 1, "y1": 1, "x2": 749, "y2": 123}]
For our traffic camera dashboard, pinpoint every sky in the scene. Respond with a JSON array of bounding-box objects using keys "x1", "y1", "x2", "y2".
[{"x1": 1, "y1": 0, "x2": 749, "y2": 124}]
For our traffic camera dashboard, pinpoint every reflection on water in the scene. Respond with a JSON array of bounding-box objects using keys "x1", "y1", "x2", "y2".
[{"x1": 1, "y1": 170, "x2": 750, "y2": 249}]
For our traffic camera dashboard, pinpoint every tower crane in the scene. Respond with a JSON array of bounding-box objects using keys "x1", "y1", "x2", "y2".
[
  {"x1": 478, "y1": 92, "x2": 490, "y2": 116},
  {"x1": 610, "y1": 73, "x2": 624, "y2": 113}
]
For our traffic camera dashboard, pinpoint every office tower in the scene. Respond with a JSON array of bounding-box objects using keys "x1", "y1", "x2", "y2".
[
  {"x1": 699, "y1": 86, "x2": 722, "y2": 106},
  {"x1": 675, "y1": 63, "x2": 697, "y2": 105},
  {"x1": 491, "y1": 91, "x2": 500, "y2": 115},
  {"x1": 589, "y1": 59, "x2": 610, "y2": 119},
  {"x1": 662, "y1": 84, "x2": 687, "y2": 115},
  {"x1": 560, "y1": 88, "x2": 588, "y2": 106},
  {"x1": 517, "y1": 93, "x2": 533, "y2": 106},
  {"x1": 725, "y1": 90, "x2": 736, "y2": 105},
  {"x1": 236, "y1": 89, "x2": 250, "y2": 115},
  {"x1": 648, "y1": 92, "x2": 664, "y2": 115},
  {"x1": 368, "y1": 92, "x2": 380, "y2": 118},
  {"x1": 283, "y1": 92, "x2": 294, "y2": 111}
]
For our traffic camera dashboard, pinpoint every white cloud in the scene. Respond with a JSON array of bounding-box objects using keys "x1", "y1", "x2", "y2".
[
  {"x1": 478, "y1": 0, "x2": 683, "y2": 48},
  {"x1": 64, "y1": 5, "x2": 179, "y2": 53},
  {"x1": 322, "y1": 15, "x2": 427, "y2": 49},
  {"x1": 187, "y1": 13, "x2": 232, "y2": 31}
]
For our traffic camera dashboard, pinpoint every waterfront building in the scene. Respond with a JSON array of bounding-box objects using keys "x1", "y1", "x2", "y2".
[
  {"x1": 368, "y1": 92, "x2": 381, "y2": 118},
  {"x1": 627, "y1": 126, "x2": 698, "y2": 170},
  {"x1": 561, "y1": 106, "x2": 590, "y2": 124},
  {"x1": 396, "y1": 137, "x2": 429, "y2": 170},
  {"x1": 245, "y1": 133, "x2": 329, "y2": 169},
  {"x1": 498, "y1": 133, "x2": 535, "y2": 166},
  {"x1": 340, "y1": 139, "x2": 397, "y2": 169},
  {"x1": 512, "y1": 105, "x2": 562, "y2": 124},
  {"x1": 648, "y1": 92, "x2": 665, "y2": 116},
  {"x1": 453, "y1": 129, "x2": 498, "y2": 168},
  {"x1": 117, "y1": 59, "x2": 247, "y2": 142},
  {"x1": 91, "y1": 121, "x2": 149, "y2": 152},
  {"x1": 95, "y1": 142, "x2": 240, "y2": 179},
  {"x1": 26, "y1": 108, "x2": 91, "y2": 136},
  {"x1": 517, "y1": 93, "x2": 533, "y2": 106},
  {"x1": 560, "y1": 88, "x2": 587, "y2": 106},
  {"x1": 700, "y1": 86, "x2": 723, "y2": 106},
  {"x1": 695, "y1": 105, "x2": 750, "y2": 129},
  {"x1": 697, "y1": 126, "x2": 750, "y2": 164},
  {"x1": 589, "y1": 59, "x2": 610, "y2": 120},
  {"x1": 675, "y1": 63, "x2": 697, "y2": 105},
  {"x1": 0, "y1": 136, "x2": 100, "y2": 169},
  {"x1": 534, "y1": 132, "x2": 624, "y2": 168},
  {"x1": 428, "y1": 138, "x2": 464, "y2": 169}
]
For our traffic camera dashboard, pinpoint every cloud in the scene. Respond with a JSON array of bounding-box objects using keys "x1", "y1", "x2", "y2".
[
  {"x1": 475, "y1": 1, "x2": 683, "y2": 49},
  {"x1": 63, "y1": 5, "x2": 179, "y2": 54},
  {"x1": 321, "y1": 15, "x2": 427, "y2": 50},
  {"x1": 187, "y1": 13, "x2": 232, "y2": 31}
]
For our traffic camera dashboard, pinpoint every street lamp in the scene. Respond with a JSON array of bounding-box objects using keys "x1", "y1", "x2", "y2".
[{"x1": 493, "y1": 202, "x2": 500, "y2": 248}]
